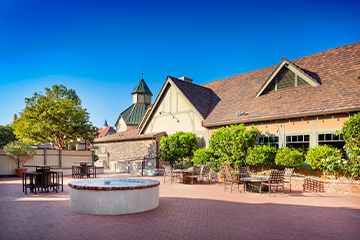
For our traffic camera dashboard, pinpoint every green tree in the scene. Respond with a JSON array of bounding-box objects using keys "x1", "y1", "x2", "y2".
[
  {"x1": 160, "y1": 132, "x2": 197, "y2": 167},
  {"x1": 340, "y1": 112, "x2": 360, "y2": 178},
  {"x1": 246, "y1": 145, "x2": 277, "y2": 169},
  {"x1": 13, "y1": 85, "x2": 98, "y2": 149},
  {"x1": 0, "y1": 125, "x2": 17, "y2": 147},
  {"x1": 192, "y1": 147, "x2": 220, "y2": 171},
  {"x1": 209, "y1": 124, "x2": 258, "y2": 167},
  {"x1": 4, "y1": 141, "x2": 36, "y2": 168},
  {"x1": 275, "y1": 147, "x2": 304, "y2": 168}
]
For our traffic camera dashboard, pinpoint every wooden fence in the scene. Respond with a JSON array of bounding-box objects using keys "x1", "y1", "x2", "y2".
[{"x1": 0, "y1": 149, "x2": 93, "y2": 175}]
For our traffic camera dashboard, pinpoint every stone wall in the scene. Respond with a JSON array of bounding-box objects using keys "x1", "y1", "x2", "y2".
[
  {"x1": 94, "y1": 139, "x2": 158, "y2": 173},
  {"x1": 290, "y1": 177, "x2": 360, "y2": 196},
  {"x1": 323, "y1": 179, "x2": 360, "y2": 195}
]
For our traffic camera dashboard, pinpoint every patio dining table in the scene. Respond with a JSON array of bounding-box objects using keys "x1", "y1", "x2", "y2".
[
  {"x1": 241, "y1": 176, "x2": 269, "y2": 193},
  {"x1": 172, "y1": 169, "x2": 194, "y2": 184},
  {"x1": 22, "y1": 165, "x2": 63, "y2": 194}
]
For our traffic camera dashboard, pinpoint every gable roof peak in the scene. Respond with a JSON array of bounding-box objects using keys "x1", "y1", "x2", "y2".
[
  {"x1": 132, "y1": 78, "x2": 153, "y2": 96},
  {"x1": 256, "y1": 57, "x2": 320, "y2": 97}
]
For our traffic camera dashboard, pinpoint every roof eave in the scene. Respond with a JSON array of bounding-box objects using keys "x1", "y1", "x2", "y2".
[
  {"x1": 94, "y1": 132, "x2": 166, "y2": 144},
  {"x1": 203, "y1": 107, "x2": 360, "y2": 128}
]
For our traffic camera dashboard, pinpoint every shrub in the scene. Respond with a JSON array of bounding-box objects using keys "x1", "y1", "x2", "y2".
[
  {"x1": 245, "y1": 145, "x2": 277, "y2": 168},
  {"x1": 210, "y1": 124, "x2": 258, "y2": 167},
  {"x1": 341, "y1": 112, "x2": 360, "y2": 178},
  {"x1": 305, "y1": 145, "x2": 341, "y2": 170},
  {"x1": 346, "y1": 148, "x2": 360, "y2": 178},
  {"x1": 275, "y1": 147, "x2": 304, "y2": 168},
  {"x1": 160, "y1": 132, "x2": 197, "y2": 167},
  {"x1": 4, "y1": 141, "x2": 36, "y2": 168},
  {"x1": 322, "y1": 155, "x2": 347, "y2": 178},
  {"x1": 192, "y1": 148, "x2": 220, "y2": 171}
]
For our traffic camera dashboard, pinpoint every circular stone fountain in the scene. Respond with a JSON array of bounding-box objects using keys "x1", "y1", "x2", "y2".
[{"x1": 68, "y1": 178, "x2": 160, "y2": 215}]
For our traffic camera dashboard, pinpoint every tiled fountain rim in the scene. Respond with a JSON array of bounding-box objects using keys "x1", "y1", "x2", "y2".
[{"x1": 68, "y1": 178, "x2": 160, "y2": 191}]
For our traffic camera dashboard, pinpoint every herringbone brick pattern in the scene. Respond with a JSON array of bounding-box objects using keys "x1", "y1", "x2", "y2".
[{"x1": 0, "y1": 174, "x2": 359, "y2": 240}]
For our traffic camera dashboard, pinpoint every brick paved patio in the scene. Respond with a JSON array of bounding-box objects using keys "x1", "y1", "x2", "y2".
[{"x1": 0, "y1": 174, "x2": 359, "y2": 240}]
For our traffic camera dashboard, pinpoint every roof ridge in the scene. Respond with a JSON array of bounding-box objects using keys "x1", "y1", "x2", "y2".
[
  {"x1": 203, "y1": 42, "x2": 360, "y2": 87},
  {"x1": 290, "y1": 41, "x2": 360, "y2": 62},
  {"x1": 169, "y1": 75, "x2": 214, "y2": 92}
]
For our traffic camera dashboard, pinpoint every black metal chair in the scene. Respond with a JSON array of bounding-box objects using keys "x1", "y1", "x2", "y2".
[
  {"x1": 72, "y1": 166, "x2": 81, "y2": 178},
  {"x1": 87, "y1": 164, "x2": 97, "y2": 178},
  {"x1": 35, "y1": 166, "x2": 51, "y2": 192},
  {"x1": 23, "y1": 172, "x2": 41, "y2": 195},
  {"x1": 47, "y1": 171, "x2": 64, "y2": 192},
  {"x1": 80, "y1": 162, "x2": 88, "y2": 178}
]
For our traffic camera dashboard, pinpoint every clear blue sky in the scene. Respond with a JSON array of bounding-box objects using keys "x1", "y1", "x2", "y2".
[{"x1": 0, "y1": 0, "x2": 359, "y2": 127}]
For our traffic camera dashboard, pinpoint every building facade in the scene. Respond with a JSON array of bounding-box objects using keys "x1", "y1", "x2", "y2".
[
  {"x1": 139, "y1": 43, "x2": 360, "y2": 149},
  {"x1": 95, "y1": 42, "x2": 360, "y2": 171}
]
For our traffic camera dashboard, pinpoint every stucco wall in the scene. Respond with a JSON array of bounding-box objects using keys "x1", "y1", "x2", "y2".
[
  {"x1": 94, "y1": 139, "x2": 157, "y2": 172},
  {"x1": 116, "y1": 117, "x2": 128, "y2": 133},
  {"x1": 143, "y1": 83, "x2": 209, "y2": 146}
]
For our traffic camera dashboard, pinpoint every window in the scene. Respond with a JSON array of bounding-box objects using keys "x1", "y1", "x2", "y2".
[
  {"x1": 318, "y1": 133, "x2": 345, "y2": 149},
  {"x1": 257, "y1": 135, "x2": 279, "y2": 148},
  {"x1": 286, "y1": 134, "x2": 310, "y2": 149}
]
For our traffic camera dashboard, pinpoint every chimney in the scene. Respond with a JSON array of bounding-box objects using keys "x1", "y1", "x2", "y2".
[{"x1": 178, "y1": 76, "x2": 193, "y2": 83}]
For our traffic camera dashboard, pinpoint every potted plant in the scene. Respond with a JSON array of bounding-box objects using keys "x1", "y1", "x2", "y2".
[{"x1": 4, "y1": 141, "x2": 36, "y2": 177}]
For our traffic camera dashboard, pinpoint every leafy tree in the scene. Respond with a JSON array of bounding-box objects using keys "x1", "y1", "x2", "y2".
[
  {"x1": 13, "y1": 85, "x2": 98, "y2": 149},
  {"x1": 209, "y1": 124, "x2": 258, "y2": 167},
  {"x1": 4, "y1": 141, "x2": 36, "y2": 168},
  {"x1": 340, "y1": 112, "x2": 360, "y2": 178},
  {"x1": 275, "y1": 147, "x2": 304, "y2": 168},
  {"x1": 192, "y1": 147, "x2": 220, "y2": 171},
  {"x1": 160, "y1": 132, "x2": 197, "y2": 167},
  {"x1": 305, "y1": 145, "x2": 341, "y2": 169},
  {"x1": 0, "y1": 125, "x2": 17, "y2": 147},
  {"x1": 246, "y1": 145, "x2": 277, "y2": 169}
]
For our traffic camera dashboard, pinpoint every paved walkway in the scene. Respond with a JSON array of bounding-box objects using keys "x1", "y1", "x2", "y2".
[{"x1": 0, "y1": 174, "x2": 359, "y2": 240}]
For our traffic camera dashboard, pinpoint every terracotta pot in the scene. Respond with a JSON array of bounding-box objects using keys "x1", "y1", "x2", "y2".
[{"x1": 15, "y1": 168, "x2": 28, "y2": 178}]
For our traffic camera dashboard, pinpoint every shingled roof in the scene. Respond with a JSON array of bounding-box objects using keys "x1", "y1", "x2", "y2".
[
  {"x1": 202, "y1": 42, "x2": 360, "y2": 127},
  {"x1": 169, "y1": 76, "x2": 220, "y2": 118}
]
